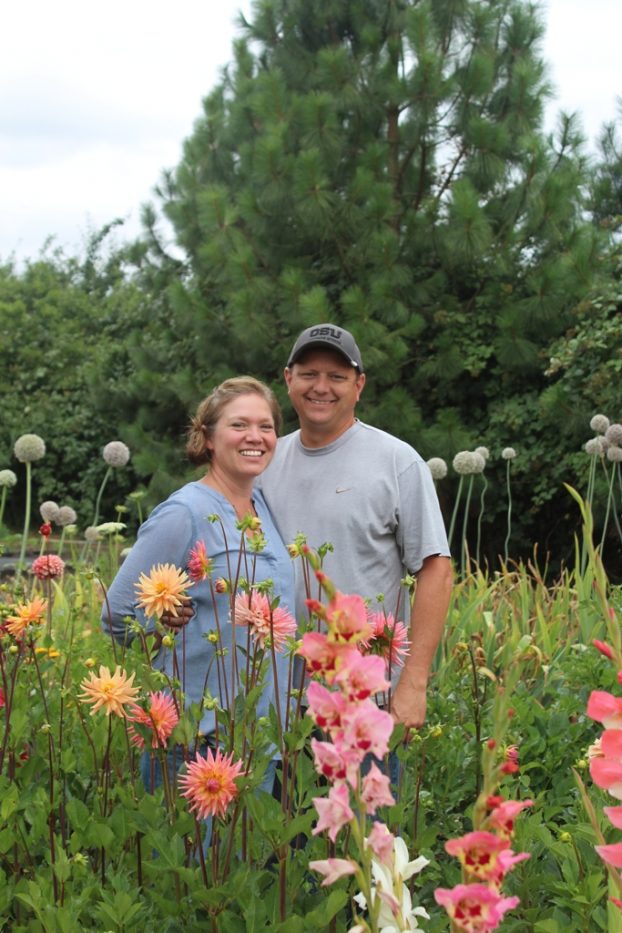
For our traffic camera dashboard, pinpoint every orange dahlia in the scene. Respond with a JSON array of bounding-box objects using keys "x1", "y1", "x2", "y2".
[
  {"x1": 179, "y1": 747, "x2": 245, "y2": 820},
  {"x1": 135, "y1": 562, "x2": 192, "y2": 619},
  {"x1": 5, "y1": 597, "x2": 48, "y2": 638},
  {"x1": 79, "y1": 665, "x2": 140, "y2": 717}
]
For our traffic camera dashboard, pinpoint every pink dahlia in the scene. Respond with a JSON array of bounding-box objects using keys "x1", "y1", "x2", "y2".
[
  {"x1": 128, "y1": 691, "x2": 179, "y2": 749},
  {"x1": 187, "y1": 540, "x2": 212, "y2": 582},
  {"x1": 234, "y1": 590, "x2": 297, "y2": 651},
  {"x1": 179, "y1": 747, "x2": 245, "y2": 820},
  {"x1": 363, "y1": 610, "x2": 410, "y2": 668},
  {"x1": 31, "y1": 554, "x2": 65, "y2": 580}
]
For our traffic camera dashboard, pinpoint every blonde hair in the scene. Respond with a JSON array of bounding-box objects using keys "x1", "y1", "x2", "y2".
[{"x1": 186, "y1": 377, "x2": 282, "y2": 466}]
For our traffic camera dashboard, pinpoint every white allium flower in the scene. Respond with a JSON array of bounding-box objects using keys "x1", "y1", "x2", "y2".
[
  {"x1": 475, "y1": 446, "x2": 490, "y2": 461},
  {"x1": 84, "y1": 526, "x2": 101, "y2": 543},
  {"x1": 57, "y1": 505, "x2": 77, "y2": 526},
  {"x1": 40, "y1": 500, "x2": 60, "y2": 522},
  {"x1": 605, "y1": 423, "x2": 622, "y2": 446},
  {"x1": 14, "y1": 433, "x2": 46, "y2": 463},
  {"x1": 103, "y1": 441, "x2": 130, "y2": 467},
  {"x1": 471, "y1": 452, "x2": 486, "y2": 473},
  {"x1": 427, "y1": 457, "x2": 448, "y2": 480},
  {"x1": 95, "y1": 521, "x2": 126, "y2": 535},
  {"x1": 607, "y1": 446, "x2": 622, "y2": 463},
  {"x1": 0, "y1": 469, "x2": 17, "y2": 488},
  {"x1": 501, "y1": 447, "x2": 517, "y2": 460},
  {"x1": 585, "y1": 437, "x2": 606, "y2": 457},
  {"x1": 452, "y1": 451, "x2": 477, "y2": 475},
  {"x1": 590, "y1": 414, "x2": 610, "y2": 434}
]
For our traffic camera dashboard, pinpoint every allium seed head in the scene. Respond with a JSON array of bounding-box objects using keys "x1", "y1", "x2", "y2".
[
  {"x1": 585, "y1": 437, "x2": 606, "y2": 457},
  {"x1": 605, "y1": 424, "x2": 622, "y2": 446},
  {"x1": 40, "y1": 500, "x2": 60, "y2": 522},
  {"x1": 103, "y1": 441, "x2": 130, "y2": 468},
  {"x1": 427, "y1": 457, "x2": 448, "y2": 480},
  {"x1": 0, "y1": 469, "x2": 17, "y2": 488},
  {"x1": 56, "y1": 505, "x2": 77, "y2": 526},
  {"x1": 590, "y1": 414, "x2": 610, "y2": 434},
  {"x1": 14, "y1": 434, "x2": 46, "y2": 463},
  {"x1": 453, "y1": 451, "x2": 477, "y2": 475},
  {"x1": 475, "y1": 446, "x2": 490, "y2": 461},
  {"x1": 607, "y1": 446, "x2": 622, "y2": 463},
  {"x1": 471, "y1": 452, "x2": 486, "y2": 474},
  {"x1": 84, "y1": 526, "x2": 101, "y2": 543},
  {"x1": 501, "y1": 447, "x2": 517, "y2": 460}
]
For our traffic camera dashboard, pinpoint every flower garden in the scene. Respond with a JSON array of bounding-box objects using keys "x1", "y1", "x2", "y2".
[{"x1": 1, "y1": 420, "x2": 622, "y2": 932}]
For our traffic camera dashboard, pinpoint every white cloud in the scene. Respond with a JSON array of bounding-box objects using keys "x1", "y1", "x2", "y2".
[{"x1": 1, "y1": 0, "x2": 620, "y2": 262}]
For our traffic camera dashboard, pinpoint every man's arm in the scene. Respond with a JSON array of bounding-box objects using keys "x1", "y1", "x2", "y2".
[{"x1": 390, "y1": 554, "x2": 453, "y2": 729}]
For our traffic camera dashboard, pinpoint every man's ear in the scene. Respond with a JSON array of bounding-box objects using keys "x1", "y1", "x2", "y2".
[{"x1": 355, "y1": 372, "x2": 366, "y2": 401}]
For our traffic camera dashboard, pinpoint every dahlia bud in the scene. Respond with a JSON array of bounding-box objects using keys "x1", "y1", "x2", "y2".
[{"x1": 39, "y1": 523, "x2": 52, "y2": 537}]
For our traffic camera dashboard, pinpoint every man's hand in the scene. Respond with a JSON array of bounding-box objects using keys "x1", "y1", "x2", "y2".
[
  {"x1": 160, "y1": 597, "x2": 195, "y2": 630},
  {"x1": 390, "y1": 671, "x2": 427, "y2": 731}
]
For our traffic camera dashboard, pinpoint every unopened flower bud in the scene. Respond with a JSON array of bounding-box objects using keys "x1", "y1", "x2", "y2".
[
  {"x1": 85, "y1": 658, "x2": 96, "y2": 668},
  {"x1": 215, "y1": 578, "x2": 229, "y2": 594},
  {"x1": 39, "y1": 523, "x2": 52, "y2": 537}
]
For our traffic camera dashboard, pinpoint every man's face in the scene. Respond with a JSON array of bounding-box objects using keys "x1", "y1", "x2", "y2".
[{"x1": 285, "y1": 348, "x2": 365, "y2": 445}]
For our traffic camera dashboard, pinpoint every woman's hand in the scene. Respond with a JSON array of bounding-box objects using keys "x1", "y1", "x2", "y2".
[{"x1": 160, "y1": 596, "x2": 195, "y2": 630}]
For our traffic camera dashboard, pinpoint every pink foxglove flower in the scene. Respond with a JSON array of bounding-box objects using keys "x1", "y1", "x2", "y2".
[
  {"x1": 312, "y1": 782, "x2": 354, "y2": 843},
  {"x1": 434, "y1": 883, "x2": 519, "y2": 931},
  {"x1": 234, "y1": 590, "x2": 297, "y2": 650},
  {"x1": 361, "y1": 762, "x2": 395, "y2": 815},
  {"x1": 308, "y1": 858, "x2": 357, "y2": 887}
]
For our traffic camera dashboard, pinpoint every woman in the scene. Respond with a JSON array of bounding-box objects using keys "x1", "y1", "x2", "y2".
[{"x1": 102, "y1": 377, "x2": 295, "y2": 796}]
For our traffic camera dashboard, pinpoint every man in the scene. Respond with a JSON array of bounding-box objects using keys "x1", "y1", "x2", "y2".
[{"x1": 257, "y1": 323, "x2": 453, "y2": 730}]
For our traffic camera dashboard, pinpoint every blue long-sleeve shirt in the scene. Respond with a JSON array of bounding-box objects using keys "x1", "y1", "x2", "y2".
[{"x1": 102, "y1": 481, "x2": 296, "y2": 741}]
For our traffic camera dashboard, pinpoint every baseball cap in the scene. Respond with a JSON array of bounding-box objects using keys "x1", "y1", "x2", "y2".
[{"x1": 287, "y1": 324, "x2": 364, "y2": 372}]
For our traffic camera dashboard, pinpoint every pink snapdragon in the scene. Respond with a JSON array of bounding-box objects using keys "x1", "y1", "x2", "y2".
[
  {"x1": 333, "y1": 652, "x2": 390, "y2": 701},
  {"x1": 445, "y1": 831, "x2": 529, "y2": 886},
  {"x1": 306, "y1": 681, "x2": 348, "y2": 729},
  {"x1": 434, "y1": 884, "x2": 519, "y2": 931},
  {"x1": 361, "y1": 762, "x2": 395, "y2": 815},
  {"x1": 308, "y1": 858, "x2": 357, "y2": 887},
  {"x1": 366, "y1": 822, "x2": 395, "y2": 865},
  {"x1": 587, "y1": 691, "x2": 622, "y2": 729},
  {"x1": 312, "y1": 783, "x2": 355, "y2": 843},
  {"x1": 340, "y1": 701, "x2": 394, "y2": 759},
  {"x1": 325, "y1": 592, "x2": 371, "y2": 645},
  {"x1": 310, "y1": 738, "x2": 357, "y2": 785},
  {"x1": 298, "y1": 631, "x2": 358, "y2": 682},
  {"x1": 485, "y1": 799, "x2": 533, "y2": 841}
]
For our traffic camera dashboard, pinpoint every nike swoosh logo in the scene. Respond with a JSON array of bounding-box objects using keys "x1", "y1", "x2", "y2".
[{"x1": 335, "y1": 487, "x2": 351, "y2": 494}]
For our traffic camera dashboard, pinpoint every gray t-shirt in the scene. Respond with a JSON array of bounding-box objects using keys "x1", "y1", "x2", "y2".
[{"x1": 257, "y1": 421, "x2": 450, "y2": 624}]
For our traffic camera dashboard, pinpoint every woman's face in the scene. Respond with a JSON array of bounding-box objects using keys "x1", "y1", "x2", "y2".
[{"x1": 206, "y1": 393, "x2": 277, "y2": 483}]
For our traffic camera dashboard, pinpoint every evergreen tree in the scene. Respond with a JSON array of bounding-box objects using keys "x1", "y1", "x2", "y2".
[{"x1": 119, "y1": 0, "x2": 602, "y2": 562}]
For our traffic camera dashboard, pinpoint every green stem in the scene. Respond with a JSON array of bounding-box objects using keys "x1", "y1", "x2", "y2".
[
  {"x1": 92, "y1": 466, "x2": 112, "y2": 528},
  {"x1": 18, "y1": 462, "x2": 32, "y2": 571},
  {"x1": 460, "y1": 475, "x2": 474, "y2": 576},
  {"x1": 447, "y1": 475, "x2": 464, "y2": 551},
  {"x1": 599, "y1": 458, "x2": 617, "y2": 559},
  {"x1": 0, "y1": 486, "x2": 7, "y2": 530},
  {"x1": 503, "y1": 460, "x2": 512, "y2": 564},
  {"x1": 475, "y1": 474, "x2": 488, "y2": 569}
]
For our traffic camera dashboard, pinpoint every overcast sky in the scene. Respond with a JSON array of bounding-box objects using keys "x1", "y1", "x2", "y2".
[{"x1": 1, "y1": 0, "x2": 620, "y2": 263}]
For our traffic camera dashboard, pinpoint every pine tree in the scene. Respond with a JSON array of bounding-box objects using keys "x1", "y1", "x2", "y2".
[{"x1": 121, "y1": 0, "x2": 602, "y2": 560}]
